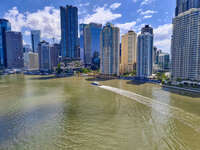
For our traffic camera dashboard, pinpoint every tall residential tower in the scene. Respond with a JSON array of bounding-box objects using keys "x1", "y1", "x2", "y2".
[
  {"x1": 120, "y1": 30, "x2": 137, "y2": 75},
  {"x1": 100, "y1": 23, "x2": 120, "y2": 76},
  {"x1": 137, "y1": 25, "x2": 153, "y2": 78},
  {"x1": 171, "y1": 0, "x2": 200, "y2": 80}
]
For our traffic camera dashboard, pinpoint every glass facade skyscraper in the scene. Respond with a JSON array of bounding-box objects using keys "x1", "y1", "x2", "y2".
[
  {"x1": 31, "y1": 30, "x2": 41, "y2": 53},
  {"x1": 80, "y1": 24, "x2": 87, "y2": 62},
  {"x1": 0, "y1": 19, "x2": 11, "y2": 69},
  {"x1": 137, "y1": 25, "x2": 154, "y2": 78},
  {"x1": 60, "y1": 5, "x2": 78, "y2": 59},
  {"x1": 84, "y1": 23, "x2": 102, "y2": 69}
]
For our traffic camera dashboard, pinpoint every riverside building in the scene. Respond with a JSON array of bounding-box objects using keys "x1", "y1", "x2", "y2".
[
  {"x1": 100, "y1": 23, "x2": 120, "y2": 76},
  {"x1": 171, "y1": 0, "x2": 200, "y2": 81},
  {"x1": 120, "y1": 30, "x2": 137, "y2": 75},
  {"x1": 137, "y1": 25, "x2": 153, "y2": 78}
]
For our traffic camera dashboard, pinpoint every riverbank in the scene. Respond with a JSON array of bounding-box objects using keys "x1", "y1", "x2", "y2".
[{"x1": 162, "y1": 85, "x2": 200, "y2": 93}]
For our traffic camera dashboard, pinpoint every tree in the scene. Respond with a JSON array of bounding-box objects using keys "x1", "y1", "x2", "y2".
[{"x1": 56, "y1": 63, "x2": 63, "y2": 74}]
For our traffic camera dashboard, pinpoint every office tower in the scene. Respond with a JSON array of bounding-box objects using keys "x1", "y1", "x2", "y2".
[
  {"x1": 50, "y1": 43, "x2": 60, "y2": 69},
  {"x1": 171, "y1": 0, "x2": 200, "y2": 81},
  {"x1": 60, "y1": 5, "x2": 78, "y2": 59},
  {"x1": 137, "y1": 25, "x2": 153, "y2": 78},
  {"x1": 100, "y1": 23, "x2": 120, "y2": 76},
  {"x1": 80, "y1": 24, "x2": 87, "y2": 62},
  {"x1": 6, "y1": 31, "x2": 24, "y2": 69},
  {"x1": 38, "y1": 41, "x2": 51, "y2": 72},
  {"x1": 0, "y1": 19, "x2": 11, "y2": 69},
  {"x1": 158, "y1": 53, "x2": 170, "y2": 72},
  {"x1": 84, "y1": 23, "x2": 102, "y2": 69},
  {"x1": 31, "y1": 30, "x2": 41, "y2": 53},
  {"x1": 120, "y1": 30, "x2": 137, "y2": 75},
  {"x1": 24, "y1": 52, "x2": 39, "y2": 70}
]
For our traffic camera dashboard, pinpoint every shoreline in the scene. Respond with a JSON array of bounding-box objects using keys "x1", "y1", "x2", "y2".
[{"x1": 162, "y1": 85, "x2": 200, "y2": 93}]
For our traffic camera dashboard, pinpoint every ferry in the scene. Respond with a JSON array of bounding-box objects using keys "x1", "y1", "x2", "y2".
[{"x1": 91, "y1": 82, "x2": 100, "y2": 86}]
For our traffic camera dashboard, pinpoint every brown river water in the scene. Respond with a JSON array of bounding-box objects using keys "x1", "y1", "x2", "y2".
[{"x1": 0, "y1": 75, "x2": 200, "y2": 150}]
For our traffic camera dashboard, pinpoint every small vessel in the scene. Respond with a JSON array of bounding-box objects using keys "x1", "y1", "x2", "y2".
[{"x1": 91, "y1": 82, "x2": 100, "y2": 86}]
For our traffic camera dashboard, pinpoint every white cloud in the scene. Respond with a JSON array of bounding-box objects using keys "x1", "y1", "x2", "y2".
[
  {"x1": 154, "y1": 24, "x2": 172, "y2": 53},
  {"x1": 140, "y1": 10, "x2": 157, "y2": 15},
  {"x1": 4, "y1": 6, "x2": 60, "y2": 41},
  {"x1": 4, "y1": 7, "x2": 26, "y2": 31},
  {"x1": 143, "y1": 15, "x2": 152, "y2": 19},
  {"x1": 81, "y1": 5, "x2": 122, "y2": 24},
  {"x1": 110, "y1": 3, "x2": 121, "y2": 10},
  {"x1": 116, "y1": 21, "x2": 137, "y2": 34},
  {"x1": 141, "y1": 0, "x2": 154, "y2": 6}
]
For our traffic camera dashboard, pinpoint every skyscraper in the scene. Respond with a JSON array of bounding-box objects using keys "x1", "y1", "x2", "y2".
[
  {"x1": 137, "y1": 25, "x2": 153, "y2": 78},
  {"x1": 175, "y1": 0, "x2": 200, "y2": 16},
  {"x1": 120, "y1": 30, "x2": 137, "y2": 75},
  {"x1": 84, "y1": 23, "x2": 102, "y2": 69},
  {"x1": 158, "y1": 53, "x2": 170, "y2": 72},
  {"x1": 171, "y1": 0, "x2": 200, "y2": 81},
  {"x1": 80, "y1": 24, "x2": 87, "y2": 62},
  {"x1": 60, "y1": 5, "x2": 78, "y2": 59},
  {"x1": 0, "y1": 19, "x2": 11, "y2": 69},
  {"x1": 6, "y1": 31, "x2": 24, "y2": 69},
  {"x1": 31, "y1": 30, "x2": 41, "y2": 53},
  {"x1": 100, "y1": 23, "x2": 120, "y2": 76},
  {"x1": 38, "y1": 41, "x2": 51, "y2": 72},
  {"x1": 50, "y1": 43, "x2": 60, "y2": 69}
]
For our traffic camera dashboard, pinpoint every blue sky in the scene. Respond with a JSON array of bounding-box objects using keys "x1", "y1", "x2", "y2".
[{"x1": 0, "y1": 0, "x2": 175, "y2": 53}]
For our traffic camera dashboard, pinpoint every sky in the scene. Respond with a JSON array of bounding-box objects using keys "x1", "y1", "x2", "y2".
[{"x1": 0, "y1": 0, "x2": 176, "y2": 53}]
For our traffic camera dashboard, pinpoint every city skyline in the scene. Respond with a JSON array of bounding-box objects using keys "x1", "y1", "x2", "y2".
[{"x1": 0, "y1": 0, "x2": 175, "y2": 53}]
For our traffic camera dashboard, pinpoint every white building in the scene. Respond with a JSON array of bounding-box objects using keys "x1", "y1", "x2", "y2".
[
  {"x1": 171, "y1": 7, "x2": 200, "y2": 81},
  {"x1": 24, "y1": 52, "x2": 39, "y2": 70}
]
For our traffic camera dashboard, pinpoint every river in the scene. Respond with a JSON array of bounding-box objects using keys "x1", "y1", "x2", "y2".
[{"x1": 0, "y1": 75, "x2": 200, "y2": 150}]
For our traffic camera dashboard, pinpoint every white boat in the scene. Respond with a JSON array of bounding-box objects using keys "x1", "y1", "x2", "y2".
[{"x1": 91, "y1": 82, "x2": 100, "y2": 86}]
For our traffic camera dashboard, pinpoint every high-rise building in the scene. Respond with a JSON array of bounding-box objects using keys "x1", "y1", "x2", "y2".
[
  {"x1": 50, "y1": 43, "x2": 60, "y2": 70},
  {"x1": 141, "y1": 25, "x2": 153, "y2": 35},
  {"x1": 60, "y1": 5, "x2": 78, "y2": 59},
  {"x1": 84, "y1": 23, "x2": 102, "y2": 69},
  {"x1": 171, "y1": 0, "x2": 200, "y2": 81},
  {"x1": 38, "y1": 41, "x2": 51, "y2": 72},
  {"x1": 120, "y1": 30, "x2": 137, "y2": 75},
  {"x1": 6, "y1": 31, "x2": 24, "y2": 69},
  {"x1": 80, "y1": 24, "x2": 87, "y2": 62},
  {"x1": 0, "y1": 19, "x2": 11, "y2": 69},
  {"x1": 158, "y1": 53, "x2": 170, "y2": 72},
  {"x1": 175, "y1": 0, "x2": 200, "y2": 16},
  {"x1": 137, "y1": 25, "x2": 153, "y2": 78},
  {"x1": 24, "y1": 52, "x2": 39, "y2": 70},
  {"x1": 100, "y1": 23, "x2": 120, "y2": 76},
  {"x1": 31, "y1": 30, "x2": 41, "y2": 53}
]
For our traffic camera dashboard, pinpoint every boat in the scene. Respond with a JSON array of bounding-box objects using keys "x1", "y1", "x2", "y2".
[{"x1": 91, "y1": 82, "x2": 100, "y2": 86}]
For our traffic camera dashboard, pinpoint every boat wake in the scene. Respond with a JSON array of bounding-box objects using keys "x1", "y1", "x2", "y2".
[{"x1": 99, "y1": 85, "x2": 200, "y2": 133}]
